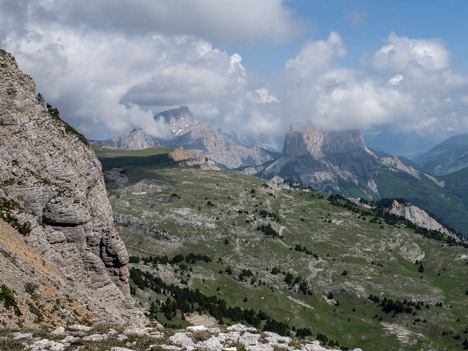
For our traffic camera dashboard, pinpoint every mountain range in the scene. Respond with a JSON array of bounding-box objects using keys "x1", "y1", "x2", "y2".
[
  {"x1": 412, "y1": 133, "x2": 468, "y2": 176},
  {"x1": 250, "y1": 125, "x2": 468, "y2": 237},
  {"x1": 95, "y1": 106, "x2": 275, "y2": 169},
  {"x1": 96, "y1": 111, "x2": 468, "y2": 237}
]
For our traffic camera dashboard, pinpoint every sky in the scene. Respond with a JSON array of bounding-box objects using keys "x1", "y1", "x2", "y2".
[{"x1": 2, "y1": 0, "x2": 468, "y2": 156}]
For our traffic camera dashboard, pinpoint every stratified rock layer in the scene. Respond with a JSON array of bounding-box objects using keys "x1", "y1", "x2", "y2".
[
  {"x1": 261, "y1": 126, "x2": 382, "y2": 197},
  {"x1": 0, "y1": 49, "x2": 145, "y2": 327}
]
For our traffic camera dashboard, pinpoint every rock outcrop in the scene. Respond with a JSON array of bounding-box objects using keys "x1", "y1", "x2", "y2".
[
  {"x1": 386, "y1": 200, "x2": 456, "y2": 238},
  {"x1": 0, "y1": 323, "x2": 362, "y2": 351},
  {"x1": 96, "y1": 107, "x2": 273, "y2": 169},
  {"x1": 168, "y1": 148, "x2": 216, "y2": 169},
  {"x1": 0, "y1": 49, "x2": 145, "y2": 327}
]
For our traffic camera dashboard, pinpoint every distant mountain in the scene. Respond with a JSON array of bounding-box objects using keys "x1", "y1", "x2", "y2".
[
  {"x1": 95, "y1": 106, "x2": 273, "y2": 169},
  {"x1": 256, "y1": 125, "x2": 423, "y2": 199},
  {"x1": 252, "y1": 125, "x2": 468, "y2": 235},
  {"x1": 412, "y1": 133, "x2": 468, "y2": 175}
]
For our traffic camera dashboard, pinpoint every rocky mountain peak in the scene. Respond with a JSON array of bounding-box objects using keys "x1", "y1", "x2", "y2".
[
  {"x1": 0, "y1": 49, "x2": 145, "y2": 327},
  {"x1": 154, "y1": 106, "x2": 194, "y2": 136},
  {"x1": 282, "y1": 126, "x2": 367, "y2": 158},
  {"x1": 97, "y1": 105, "x2": 273, "y2": 169}
]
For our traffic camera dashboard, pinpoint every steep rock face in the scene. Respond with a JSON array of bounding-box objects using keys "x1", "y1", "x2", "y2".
[
  {"x1": 0, "y1": 219, "x2": 94, "y2": 328},
  {"x1": 96, "y1": 106, "x2": 273, "y2": 169},
  {"x1": 258, "y1": 125, "x2": 438, "y2": 202},
  {"x1": 173, "y1": 121, "x2": 272, "y2": 169},
  {"x1": 282, "y1": 128, "x2": 366, "y2": 157},
  {"x1": 0, "y1": 50, "x2": 145, "y2": 327},
  {"x1": 387, "y1": 200, "x2": 454, "y2": 237},
  {"x1": 261, "y1": 127, "x2": 382, "y2": 197}
]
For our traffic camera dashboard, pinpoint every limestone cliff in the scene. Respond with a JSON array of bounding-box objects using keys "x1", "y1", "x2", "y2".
[
  {"x1": 258, "y1": 125, "x2": 431, "y2": 199},
  {"x1": 168, "y1": 148, "x2": 216, "y2": 169},
  {"x1": 0, "y1": 49, "x2": 145, "y2": 327},
  {"x1": 261, "y1": 126, "x2": 382, "y2": 197},
  {"x1": 387, "y1": 200, "x2": 455, "y2": 238}
]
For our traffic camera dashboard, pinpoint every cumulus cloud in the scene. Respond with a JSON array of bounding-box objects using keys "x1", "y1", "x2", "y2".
[
  {"x1": 283, "y1": 33, "x2": 413, "y2": 131},
  {"x1": 2, "y1": 25, "x2": 264, "y2": 139},
  {"x1": 0, "y1": 0, "x2": 287, "y2": 139},
  {"x1": 282, "y1": 32, "x2": 468, "y2": 136},
  {"x1": 371, "y1": 33, "x2": 450, "y2": 72},
  {"x1": 0, "y1": 0, "x2": 301, "y2": 46},
  {"x1": 285, "y1": 32, "x2": 346, "y2": 78},
  {"x1": 3, "y1": 0, "x2": 468, "y2": 142}
]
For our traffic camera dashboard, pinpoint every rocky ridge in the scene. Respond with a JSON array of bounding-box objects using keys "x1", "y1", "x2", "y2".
[
  {"x1": 96, "y1": 107, "x2": 273, "y2": 169},
  {"x1": 386, "y1": 200, "x2": 455, "y2": 237},
  {"x1": 412, "y1": 133, "x2": 468, "y2": 176},
  {"x1": 0, "y1": 49, "x2": 145, "y2": 327}
]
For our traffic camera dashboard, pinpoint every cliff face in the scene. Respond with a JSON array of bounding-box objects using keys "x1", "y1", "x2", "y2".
[
  {"x1": 0, "y1": 49, "x2": 145, "y2": 327},
  {"x1": 262, "y1": 127, "x2": 381, "y2": 196},
  {"x1": 387, "y1": 200, "x2": 454, "y2": 237},
  {"x1": 282, "y1": 128, "x2": 365, "y2": 158}
]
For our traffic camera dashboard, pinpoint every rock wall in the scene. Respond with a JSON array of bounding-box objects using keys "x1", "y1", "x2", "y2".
[
  {"x1": 0, "y1": 49, "x2": 145, "y2": 327},
  {"x1": 169, "y1": 148, "x2": 205, "y2": 163},
  {"x1": 387, "y1": 200, "x2": 454, "y2": 237},
  {"x1": 282, "y1": 127, "x2": 365, "y2": 158}
]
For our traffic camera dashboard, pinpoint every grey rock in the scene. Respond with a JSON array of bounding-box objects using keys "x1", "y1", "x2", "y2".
[
  {"x1": 12, "y1": 332, "x2": 33, "y2": 340},
  {"x1": 0, "y1": 49, "x2": 146, "y2": 327},
  {"x1": 386, "y1": 200, "x2": 457, "y2": 239},
  {"x1": 82, "y1": 334, "x2": 108, "y2": 342}
]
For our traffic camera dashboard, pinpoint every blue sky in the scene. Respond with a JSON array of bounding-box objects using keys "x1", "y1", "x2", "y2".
[
  {"x1": 2, "y1": 0, "x2": 468, "y2": 156},
  {"x1": 237, "y1": 0, "x2": 468, "y2": 74}
]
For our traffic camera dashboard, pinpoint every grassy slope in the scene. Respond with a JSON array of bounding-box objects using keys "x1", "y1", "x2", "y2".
[
  {"x1": 94, "y1": 146, "x2": 468, "y2": 351},
  {"x1": 375, "y1": 169, "x2": 468, "y2": 235}
]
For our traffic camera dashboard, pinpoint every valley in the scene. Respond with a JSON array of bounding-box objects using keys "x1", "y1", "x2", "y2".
[{"x1": 95, "y1": 145, "x2": 468, "y2": 351}]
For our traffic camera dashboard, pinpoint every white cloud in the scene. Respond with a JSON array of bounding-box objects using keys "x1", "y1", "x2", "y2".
[
  {"x1": 283, "y1": 33, "x2": 413, "y2": 131},
  {"x1": 0, "y1": 0, "x2": 302, "y2": 46},
  {"x1": 3, "y1": 23, "x2": 256, "y2": 138},
  {"x1": 371, "y1": 33, "x2": 450, "y2": 72},
  {"x1": 388, "y1": 74, "x2": 404, "y2": 86},
  {"x1": 282, "y1": 32, "x2": 468, "y2": 137},
  {"x1": 285, "y1": 32, "x2": 346, "y2": 78}
]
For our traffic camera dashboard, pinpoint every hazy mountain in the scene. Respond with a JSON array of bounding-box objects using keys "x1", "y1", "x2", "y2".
[
  {"x1": 257, "y1": 125, "x2": 421, "y2": 198},
  {"x1": 224, "y1": 130, "x2": 284, "y2": 153},
  {"x1": 251, "y1": 125, "x2": 468, "y2": 235},
  {"x1": 96, "y1": 106, "x2": 273, "y2": 169},
  {"x1": 412, "y1": 133, "x2": 468, "y2": 175}
]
